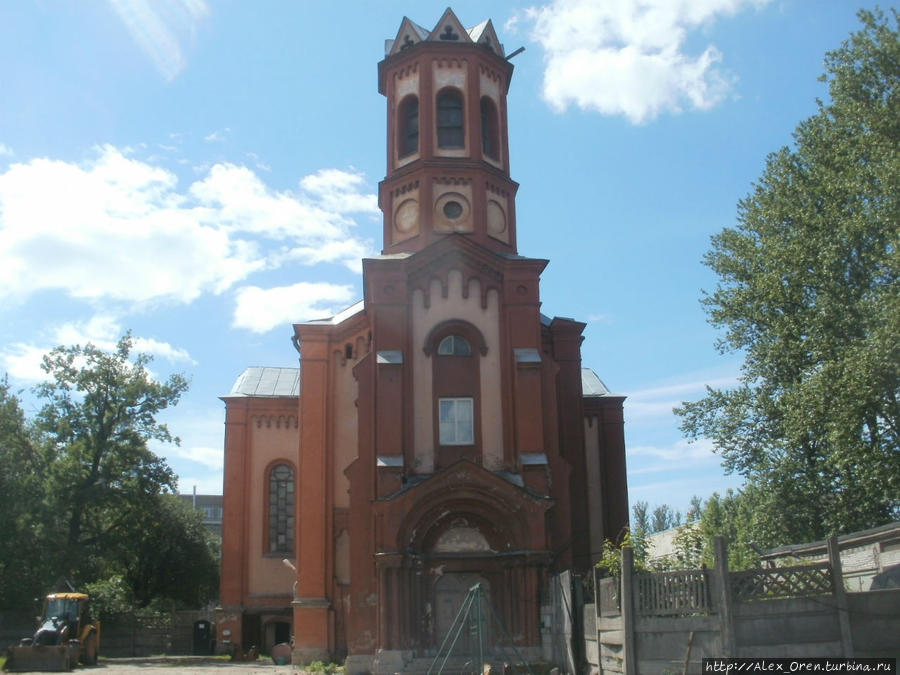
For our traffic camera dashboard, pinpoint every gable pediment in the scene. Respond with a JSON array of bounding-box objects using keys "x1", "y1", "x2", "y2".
[
  {"x1": 387, "y1": 16, "x2": 430, "y2": 57},
  {"x1": 428, "y1": 8, "x2": 470, "y2": 45},
  {"x1": 468, "y1": 19, "x2": 503, "y2": 56}
]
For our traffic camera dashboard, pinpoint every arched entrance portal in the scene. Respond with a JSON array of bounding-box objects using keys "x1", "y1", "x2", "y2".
[{"x1": 371, "y1": 461, "x2": 553, "y2": 657}]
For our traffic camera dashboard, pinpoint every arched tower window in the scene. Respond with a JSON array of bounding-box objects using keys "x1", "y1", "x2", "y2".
[
  {"x1": 437, "y1": 334, "x2": 472, "y2": 356},
  {"x1": 437, "y1": 89, "x2": 464, "y2": 148},
  {"x1": 480, "y1": 97, "x2": 499, "y2": 160},
  {"x1": 268, "y1": 463, "x2": 295, "y2": 554},
  {"x1": 398, "y1": 95, "x2": 419, "y2": 157}
]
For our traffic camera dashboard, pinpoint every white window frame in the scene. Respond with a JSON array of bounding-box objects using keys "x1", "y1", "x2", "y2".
[{"x1": 439, "y1": 397, "x2": 474, "y2": 445}]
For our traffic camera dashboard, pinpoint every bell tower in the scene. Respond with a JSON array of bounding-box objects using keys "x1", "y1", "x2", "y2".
[{"x1": 377, "y1": 8, "x2": 519, "y2": 255}]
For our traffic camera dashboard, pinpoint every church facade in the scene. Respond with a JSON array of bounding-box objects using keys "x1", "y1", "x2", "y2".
[{"x1": 217, "y1": 10, "x2": 629, "y2": 670}]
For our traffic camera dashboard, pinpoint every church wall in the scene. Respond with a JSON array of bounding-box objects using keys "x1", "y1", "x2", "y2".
[
  {"x1": 247, "y1": 417, "x2": 299, "y2": 595},
  {"x1": 584, "y1": 416, "x2": 604, "y2": 564},
  {"x1": 331, "y1": 352, "x2": 359, "y2": 509},
  {"x1": 411, "y1": 270, "x2": 502, "y2": 473}
]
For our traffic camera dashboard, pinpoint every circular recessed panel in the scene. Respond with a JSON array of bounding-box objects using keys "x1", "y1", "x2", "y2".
[
  {"x1": 394, "y1": 198, "x2": 419, "y2": 234},
  {"x1": 486, "y1": 199, "x2": 507, "y2": 236}
]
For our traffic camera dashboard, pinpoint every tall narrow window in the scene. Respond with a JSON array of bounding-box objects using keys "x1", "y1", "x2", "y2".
[
  {"x1": 480, "y1": 97, "x2": 499, "y2": 160},
  {"x1": 439, "y1": 397, "x2": 474, "y2": 445},
  {"x1": 437, "y1": 90, "x2": 464, "y2": 148},
  {"x1": 268, "y1": 463, "x2": 294, "y2": 554},
  {"x1": 399, "y1": 95, "x2": 419, "y2": 157}
]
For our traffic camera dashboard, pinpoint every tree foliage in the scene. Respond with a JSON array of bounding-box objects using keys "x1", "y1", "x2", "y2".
[
  {"x1": 666, "y1": 491, "x2": 759, "y2": 571},
  {"x1": 0, "y1": 334, "x2": 218, "y2": 611},
  {"x1": 0, "y1": 378, "x2": 52, "y2": 607},
  {"x1": 33, "y1": 334, "x2": 189, "y2": 579},
  {"x1": 678, "y1": 9, "x2": 900, "y2": 546},
  {"x1": 631, "y1": 500, "x2": 682, "y2": 536}
]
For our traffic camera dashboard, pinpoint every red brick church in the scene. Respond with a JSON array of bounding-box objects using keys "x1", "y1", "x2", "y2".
[{"x1": 217, "y1": 9, "x2": 628, "y2": 670}]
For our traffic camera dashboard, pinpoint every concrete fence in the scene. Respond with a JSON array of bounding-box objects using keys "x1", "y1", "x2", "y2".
[
  {"x1": 588, "y1": 536, "x2": 900, "y2": 674},
  {"x1": 0, "y1": 609, "x2": 215, "y2": 658}
]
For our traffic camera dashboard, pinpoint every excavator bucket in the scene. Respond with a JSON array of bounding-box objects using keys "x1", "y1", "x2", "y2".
[{"x1": 4, "y1": 644, "x2": 76, "y2": 672}]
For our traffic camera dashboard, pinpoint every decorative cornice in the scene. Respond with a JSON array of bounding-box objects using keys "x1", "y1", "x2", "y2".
[
  {"x1": 252, "y1": 414, "x2": 299, "y2": 430},
  {"x1": 434, "y1": 57, "x2": 467, "y2": 70}
]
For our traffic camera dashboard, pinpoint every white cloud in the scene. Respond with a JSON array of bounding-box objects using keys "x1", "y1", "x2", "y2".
[
  {"x1": 132, "y1": 337, "x2": 196, "y2": 365},
  {"x1": 107, "y1": 0, "x2": 210, "y2": 82},
  {"x1": 629, "y1": 437, "x2": 718, "y2": 463},
  {"x1": 167, "y1": 445, "x2": 223, "y2": 470},
  {"x1": 0, "y1": 143, "x2": 13, "y2": 157},
  {"x1": 175, "y1": 472, "x2": 223, "y2": 495},
  {"x1": 1, "y1": 343, "x2": 51, "y2": 382},
  {"x1": 204, "y1": 128, "x2": 230, "y2": 143},
  {"x1": 626, "y1": 374, "x2": 739, "y2": 421},
  {"x1": 0, "y1": 315, "x2": 195, "y2": 383},
  {"x1": 0, "y1": 146, "x2": 376, "y2": 306},
  {"x1": 233, "y1": 282, "x2": 357, "y2": 333},
  {"x1": 519, "y1": 0, "x2": 771, "y2": 123},
  {"x1": 300, "y1": 169, "x2": 381, "y2": 215}
]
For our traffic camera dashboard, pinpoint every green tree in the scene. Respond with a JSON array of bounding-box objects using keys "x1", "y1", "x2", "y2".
[
  {"x1": 665, "y1": 491, "x2": 759, "y2": 571},
  {"x1": 32, "y1": 333, "x2": 189, "y2": 582},
  {"x1": 651, "y1": 504, "x2": 681, "y2": 532},
  {"x1": 0, "y1": 378, "x2": 51, "y2": 607},
  {"x1": 631, "y1": 500, "x2": 651, "y2": 534},
  {"x1": 117, "y1": 495, "x2": 220, "y2": 609},
  {"x1": 678, "y1": 9, "x2": 900, "y2": 546}
]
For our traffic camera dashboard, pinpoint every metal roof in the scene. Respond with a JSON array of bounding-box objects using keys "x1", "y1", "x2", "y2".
[
  {"x1": 582, "y1": 368, "x2": 615, "y2": 397},
  {"x1": 225, "y1": 365, "x2": 611, "y2": 399},
  {"x1": 298, "y1": 300, "x2": 365, "y2": 326},
  {"x1": 226, "y1": 367, "x2": 300, "y2": 398}
]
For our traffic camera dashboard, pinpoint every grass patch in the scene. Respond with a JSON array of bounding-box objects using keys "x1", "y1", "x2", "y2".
[{"x1": 297, "y1": 661, "x2": 344, "y2": 674}]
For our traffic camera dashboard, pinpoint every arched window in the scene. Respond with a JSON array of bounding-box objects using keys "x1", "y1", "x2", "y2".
[
  {"x1": 437, "y1": 334, "x2": 472, "y2": 356},
  {"x1": 437, "y1": 89, "x2": 464, "y2": 148},
  {"x1": 480, "y1": 97, "x2": 499, "y2": 160},
  {"x1": 268, "y1": 463, "x2": 294, "y2": 554},
  {"x1": 398, "y1": 95, "x2": 419, "y2": 157}
]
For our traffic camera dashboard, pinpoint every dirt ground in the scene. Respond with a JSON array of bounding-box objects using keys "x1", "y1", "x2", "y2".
[{"x1": 14, "y1": 657, "x2": 298, "y2": 674}]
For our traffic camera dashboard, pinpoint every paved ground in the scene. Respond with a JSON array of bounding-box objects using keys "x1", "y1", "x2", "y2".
[{"x1": 9, "y1": 657, "x2": 298, "y2": 674}]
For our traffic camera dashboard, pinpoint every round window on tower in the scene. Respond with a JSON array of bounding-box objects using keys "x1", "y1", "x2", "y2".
[
  {"x1": 443, "y1": 200, "x2": 463, "y2": 219},
  {"x1": 434, "y1": 192, "x2": 472, "y2": 233}
]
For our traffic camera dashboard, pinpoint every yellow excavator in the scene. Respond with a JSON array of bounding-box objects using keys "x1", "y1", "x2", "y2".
[{"x1": 4, "y1": 592, "x2": 100, "y2": 672}]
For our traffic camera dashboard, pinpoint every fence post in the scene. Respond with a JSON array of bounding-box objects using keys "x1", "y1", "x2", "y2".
[
  {"x1": 621, "y1": 547, "x2": 637, "y2": 675},
  {"x1": 713, "y1": 536, "x2": 735, "y2": 657},
  {"x1": 827, "y1": 535, "x2": 854, "y2": 657}
]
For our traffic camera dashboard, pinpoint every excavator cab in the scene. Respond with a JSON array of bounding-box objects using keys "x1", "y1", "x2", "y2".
[{"x1": 4, "y1": 592, "x2": 100, "y2": 672}]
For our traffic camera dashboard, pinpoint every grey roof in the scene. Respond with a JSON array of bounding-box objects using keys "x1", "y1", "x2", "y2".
[
  {"x1": 760, "y1": 520, "x2": 900, "y2": 559},
  {"x1": 582, "y1": 368, "x2": 614, "y2": 397},
  {"x1": 298, "y1": 300, "x2": 365, "y2": 326},
  {"x1": 225, "y1": 367, "x2": 299, "y2": 398},
  {"x1": 224, "y1": 365, "x2": 611, "y2": 399}
]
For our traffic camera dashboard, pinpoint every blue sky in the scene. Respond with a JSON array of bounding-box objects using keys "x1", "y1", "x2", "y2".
[{"x1": 0, "y1": 1, "x2": 867, "y2": 516}]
